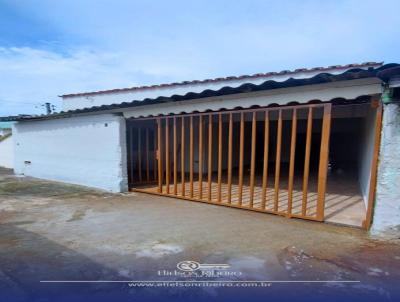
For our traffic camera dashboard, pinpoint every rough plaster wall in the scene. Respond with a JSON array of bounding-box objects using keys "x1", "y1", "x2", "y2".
[
  {"x1": 371, "y1": 103, "x2": 400, "y2": 235},
  {"x1": 13, "y1": 114, "x2": 128, "y2": 192},
  {"x1": 0, "y1": 135, "x2": 14, "y2": 169}
]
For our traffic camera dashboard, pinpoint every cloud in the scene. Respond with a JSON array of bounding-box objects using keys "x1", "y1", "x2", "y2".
[
  {"x1": 0, "y1": 45, "x2": 210, "y2": 116},
  {"x1": 0, "y1": 0, "x2": 399, "y2": 116},
  {"x1": 0, "y1": 47, "x2": 112, "y2": 115}
]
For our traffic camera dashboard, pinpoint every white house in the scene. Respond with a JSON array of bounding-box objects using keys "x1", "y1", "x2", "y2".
[{"x1": 2, "y1": 62, "x2": 400, "y2": 235}]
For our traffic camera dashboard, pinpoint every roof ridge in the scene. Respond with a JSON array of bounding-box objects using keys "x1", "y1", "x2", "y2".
[{"x1": 61, "y1": 62, "x2": 383, "y2": 98}]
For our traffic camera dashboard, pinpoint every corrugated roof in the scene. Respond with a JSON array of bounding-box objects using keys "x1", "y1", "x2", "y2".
[
  {"x1": 61, "y1": 62, "x2": 383, "y2": 98},
  {"x1": 2, "y1": 62, "x2": 398, "y2": 122}
]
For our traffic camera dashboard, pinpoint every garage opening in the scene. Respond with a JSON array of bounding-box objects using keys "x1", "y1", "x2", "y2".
[
  {"x1": 324, "y1": 101, "x2": 381, "y2": 227},
  {"x1": 126, "y1": 101, "x2": 381, "y2": 228}
]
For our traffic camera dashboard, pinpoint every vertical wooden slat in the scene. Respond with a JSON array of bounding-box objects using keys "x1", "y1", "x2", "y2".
[
  {"x1": 287, "y1": 109, "x2": 297, "y2": 216},
  {"x1": 316, "y1": 104, "x2": 332, "y2": 221},
  {"x1": 138, "y1": 127, "x2": 142, "y2": 183},
  {"x1": 227, "y1": 113, "x2": 233, "y2": 203},
  {"x1": 302, "y1": 107, "x2": 313, "y2": 216},
  {"x1": 165, "y1": 118, "x2": 170, "y2": 194},
  {"x1": 146, "y1": 128, "x2": 150, "y2": 182},
  {"x1": 238, "y1": 112, "x2": 245, "y2": 205},
  {"x1": 130, "y1": 125, "x2": 134, "y2": 185},
  {"x1": 181, "y1": 117, "x2": 186, "y2": 196},
  {"x1": 249, "y1": 112, "x2": 257, "y2": 208},
  {"x1": 189, "y1": 116, "x2": 194, "y2": 198},
  {"x1": 207, "y1": 114, "x2": 213, "y2": 201},
  {"x1": 217, "y1": 113, "x2": 222, "y2": 202},
  {"x1": 157, "y1": 119, "x2": 163, "y2": 193},
  {"x1": 198, "y1": 115, "x2": 203, "y2": 199},
  {"x1": 273, "y1": 110, "x2": 282, "y2": 212},
  {"x1": 173, "y1": 117, "x2": 178, "y2": 195},
  {"x1": 130, "y1": 105, "x2": 339, "y2": 223},
  {"x1": 363, "y1": 102, "x2": 382, "y2": 229},
  {"x1": 153, "y1": 126, "x2": 157, "y2": 181},
  {"x1": 261, "y1": 111, "x2": 269, "y2": 209}
]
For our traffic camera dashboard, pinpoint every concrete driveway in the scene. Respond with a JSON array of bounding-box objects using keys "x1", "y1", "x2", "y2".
[{"x1": 0, "y1": 168, "x2": 399, "y2": 302}]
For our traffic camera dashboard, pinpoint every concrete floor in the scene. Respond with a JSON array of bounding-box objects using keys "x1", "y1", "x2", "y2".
[{"x1": 0, "y1": 168, "x2": 399, "y2": 302}]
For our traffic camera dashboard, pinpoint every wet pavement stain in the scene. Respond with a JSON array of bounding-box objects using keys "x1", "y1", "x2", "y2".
[{"x1": 67, "y1": 209, "x2": 87, "y2": 222}]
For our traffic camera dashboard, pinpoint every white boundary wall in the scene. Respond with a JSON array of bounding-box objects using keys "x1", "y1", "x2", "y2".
[
  {"x1": 0, "y1": 135, "x2": 14, "y2": 169},
  {"x1": 13, "y1": 114, "x2": 128, "y2": 192}
]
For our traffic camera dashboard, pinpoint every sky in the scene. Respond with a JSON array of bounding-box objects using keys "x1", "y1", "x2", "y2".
[{"x1": 0, "y1": 0, "x2": 399, "y2": 116}]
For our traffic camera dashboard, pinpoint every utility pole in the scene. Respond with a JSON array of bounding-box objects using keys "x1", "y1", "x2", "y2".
[{"x1": 45, "y1": 102, "x2": 51, "y2": 114}]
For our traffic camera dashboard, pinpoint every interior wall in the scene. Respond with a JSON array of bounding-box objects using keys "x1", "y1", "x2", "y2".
[
  {"x1": 126, "y1": 120, "x2": 157, "y2": 184},
  {"x1": 358, "y1": 106, "x2": 377, "y2": 206},
  {"x1": 328, "y1": 103, "x2": 377, "y2": 207},
  {"x1": 329, "y1": 118, "x2": 362, "y2": 173}
]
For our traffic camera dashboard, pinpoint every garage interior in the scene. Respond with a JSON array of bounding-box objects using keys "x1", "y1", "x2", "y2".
[{"x1": 126, "y1": 100, "x2": 380, "y2": 228}]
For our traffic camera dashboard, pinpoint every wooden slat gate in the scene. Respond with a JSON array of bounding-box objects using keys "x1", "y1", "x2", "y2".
[{"x1": 129, "y1": 103, "x2": 332, "y2": 222}]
